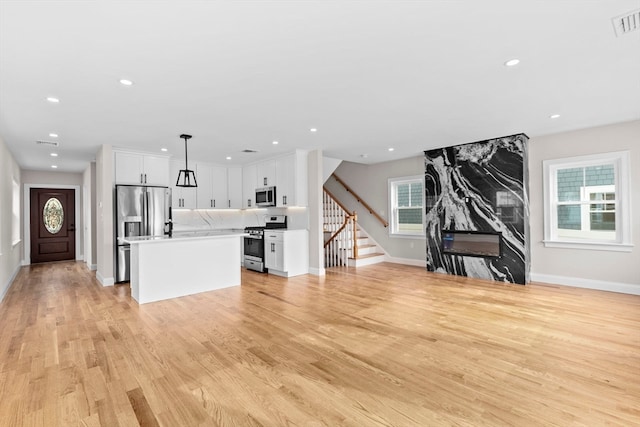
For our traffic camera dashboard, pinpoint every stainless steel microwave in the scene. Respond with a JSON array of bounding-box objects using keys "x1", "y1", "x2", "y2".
[{"x1": 255, "y1": 186, "x2": 276, "y2": 207}]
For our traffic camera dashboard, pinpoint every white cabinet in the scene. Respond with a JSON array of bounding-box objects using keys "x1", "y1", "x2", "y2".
[
  {"x1": 256, "y1": 160, "x2": 276, "y2": 188},
  {"x1": 170, "y1": 160, "x2": 197, "y2": 209},
  {"x1": 211, "y1": 166, "x2": 228, "y2": 208},
  {"x1": 242, "y1": 164, "x2": 257, "y2": 208},
  {"x1": 227, "y1": 167, "x2": 243, "y2": 209},
  {"x1": 264, "y1": 231, "x2": 284, "y2": 272},
  {"x1": 244, "y1": 150, "x2": 308, "y2": 208},
  {"x1": 195, "y1": 163, "x2": 213, "y2": 209},
  {"x1": 196, "y1": 164, "x2": 228, "y2": 209},
  {"x1": 264, "y1": 229, "x2": 309, "y2": 277},
  {"x1": 196, "y1": 164, "x2": 242, "y2": 209},
  {"x1": 275, "y1": 151, "x2": 308, "y2": 207},
  {"x1": 114, "y1": 151, "x2": 170, "y2": 186}
]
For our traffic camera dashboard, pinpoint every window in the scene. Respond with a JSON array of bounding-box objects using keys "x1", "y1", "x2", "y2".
[
  {"x1": 389, "y1": 176, "x2": 424, "y2": 237},
  {"x1": 543, "y1": 151, "x2": 632, "y2": 251}
]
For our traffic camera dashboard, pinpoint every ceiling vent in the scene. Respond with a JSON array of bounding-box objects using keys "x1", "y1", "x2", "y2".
[
  {"x1": 612, "y1": 9, "x2": 640, "y2": 37},
  {"x1": 36, "y1": 140, "x2": 59, "y2": 147},
  {"x1": 242, "y1": 149, "x2": 258, "y2": 153}
]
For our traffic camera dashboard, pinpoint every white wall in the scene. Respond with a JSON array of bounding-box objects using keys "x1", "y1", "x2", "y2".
[
  {"x1": 95, "y1": 145, "x2": 114, "y2": 285},
  {"x1": 83, "y1": 162, "x2": 97, "y2": 269},
  {"x1": 0, "y1": 135, "x2": 22, "y2": 301},
  {"x1": 325, "y1": 155, "x2": 426, "y2": 263},
  {"x1": 529, "y1": 120, "x2": 640, "y2": 293}
]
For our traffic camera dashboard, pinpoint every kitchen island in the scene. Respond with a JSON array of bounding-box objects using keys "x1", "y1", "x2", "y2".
[{"x1": 122, "y1": 230, "x2": 247, "y2": 304}]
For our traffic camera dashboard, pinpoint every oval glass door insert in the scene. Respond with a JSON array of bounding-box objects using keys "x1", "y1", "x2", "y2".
[{"x1": 43, "y1": 197, "x2": 64, "y2": 234}]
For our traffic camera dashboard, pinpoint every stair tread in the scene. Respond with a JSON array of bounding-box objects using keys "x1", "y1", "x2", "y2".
[{"x1": 351, "y1": 253, "x2": 385, "y2": 259}]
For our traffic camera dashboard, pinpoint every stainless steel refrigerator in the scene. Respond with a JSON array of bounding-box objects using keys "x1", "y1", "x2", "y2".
[{"x1": 115, "y1": 185, "x2": 172, "y2": 282}]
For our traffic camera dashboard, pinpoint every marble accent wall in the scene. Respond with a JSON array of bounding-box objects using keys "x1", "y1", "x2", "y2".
[{"x1": 424, "y1": 134, "x2": 530, "y2": 285}]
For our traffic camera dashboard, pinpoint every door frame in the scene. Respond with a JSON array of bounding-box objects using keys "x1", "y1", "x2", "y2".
[{"x1": 23, "y1": 184, "x2": 81, "y2": 265}]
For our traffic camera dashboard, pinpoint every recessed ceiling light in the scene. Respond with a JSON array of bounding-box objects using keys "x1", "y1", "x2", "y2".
[
  {"x1": 49, "y1": 133, "x2": 58, "y2": 138},
  {"x1": 310, "y1": 128, "x2": 317, "y2": 132},
  {"x1": 272, "y1": 140, "x2": 279, "y2": 145},
  {"x1": 226, "y1": 156, "x2": 232, "y2": 160},
  {"x1": 504, "y1": 59, "x2": 520, "y2": 67},
  {"x1": 51, "y1": 165, "x2": 58, "y2": 169},
  {"x1": 50, "y1": 153, "x2": 58, "y2": 157},
  {"x1": 120, "y1": 79, "x2": 133, "y2": 86},
  {"x1": 160, "y1": 148, "x2": 168, "y2": 152},
  {"x1": 550, "y1": 114, "x2": 561, "y2": 119},
  {"x1": 388, "y1": 148, "x2": 395, "y2": 152},
  {"x1": 46, "y1": 97, "x2": 60, "y2": 103}
]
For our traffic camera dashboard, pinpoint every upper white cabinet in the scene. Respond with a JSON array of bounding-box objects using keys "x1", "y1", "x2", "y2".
[
  {"x1": 276, "y1": 151, "x2": 308, "y2": 207},
  {"x1": 196, "y1": 164, "x2": 243, "y2": 209},
  {"x1": 256, "y1": 160, "x2": 276, "y2": 188},
  {"x1": 196, "y1": 164, "x2": 228, "y2": 209},
  {"x1": 227, "y1": 167, "x2": 243, "y2": 209},
  {"x1": 243, "y1": 150, "x2": 308, "y2": 208},
  {"x1": 242, "y1": 164, "x2": 257, "y2": 209},
  {"x1": 114, "y1": 151, "x2": 170, "y2": 186},
  {"x1": 170, "y1": 160, "x2": 197, "y2": 209}
]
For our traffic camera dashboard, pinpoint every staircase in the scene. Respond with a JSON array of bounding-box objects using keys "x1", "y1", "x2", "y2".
[
  {"x1": 348, "y1": 226, "x2": 386, "y2": 267},
  {"x1": 323, "y1": 188, "x2": 385, "y2": 268}
]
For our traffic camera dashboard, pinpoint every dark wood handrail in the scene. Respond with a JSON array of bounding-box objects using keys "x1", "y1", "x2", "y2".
[{"x1": 331, "y1": 174, "x2": 389, "y2": 228}]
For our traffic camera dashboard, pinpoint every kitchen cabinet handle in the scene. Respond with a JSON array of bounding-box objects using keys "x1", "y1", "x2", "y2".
[
  {"x1": 213, "y1": 199, "x2": 216, "y2": 208},
  {"x1": 144, "y1": 174, "x2": 147, "y2": 184},
  {"x1": 210, "y1": 200, "x2": 213, "y2": 208},
  {"x1": 140, "y1": 173, "x2": 144, "y2": 184},
  {"x1": 263, "y1": 177, "x2": 267, "y2": 186},
  {"x1": 228, "y1": 200, "x2": 231, "y2": 208},
  {"x1": 248, "y1": 199, "x2": 251, "y2": 207},
  {"x1": 271, "y1": 243, "x2": 275, "y2": 252}
]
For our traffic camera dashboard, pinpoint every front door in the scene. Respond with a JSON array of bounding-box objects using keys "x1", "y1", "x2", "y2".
[{"x1": 30, "y1": 188, "x2": 76, "y2": 263}]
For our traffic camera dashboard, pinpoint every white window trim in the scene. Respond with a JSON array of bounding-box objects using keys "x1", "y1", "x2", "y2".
[
  {"x1": 542, "y1": 151, "x2": 632, "y2": 252},
  {"x1": 388, "y1": 175, "x2": 425, "y2": 238}
]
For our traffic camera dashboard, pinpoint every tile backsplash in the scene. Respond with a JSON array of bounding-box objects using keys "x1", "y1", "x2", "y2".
[{"x1": 173, "y1": 207, "x2": 308, "y2": 231}]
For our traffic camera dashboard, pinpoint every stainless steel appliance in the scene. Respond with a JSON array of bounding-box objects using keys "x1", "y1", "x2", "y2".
[
  {"x1": 255, "y1": 186, "x2": 276, "y2": 207},
  {"x1": 115, "y1": 185, "x2": 172, "y2": 282},
  {"x1": 244, "y1": 215, "x2": 287, "y2": 272}
]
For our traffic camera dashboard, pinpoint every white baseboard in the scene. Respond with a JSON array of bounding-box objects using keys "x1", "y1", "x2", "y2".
[
  {"x1": 531, "y1": 273, "x2": 640, "y2": 295},
  {"x1": 385, "y1": 256, "x2": 427, "y2": 268},
  {"x1": 85, "y1": 263, "x2": 97, "y2": 271},
  {"x1": 96, "y1": 271, "x2": 115, "y2": 287},
  {"x1": 308, "y1": 267, "x2": 326, "y2": 276},
  {"x1": 1, "y1": 263, "x2": 22, "y2": 302}
]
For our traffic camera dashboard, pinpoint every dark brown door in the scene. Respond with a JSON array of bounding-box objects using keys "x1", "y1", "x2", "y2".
[{"x1": 30, "y1": 188, "x2": 76, "y2": 263}]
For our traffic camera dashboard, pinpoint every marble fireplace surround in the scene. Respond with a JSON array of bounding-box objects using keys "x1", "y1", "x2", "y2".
[{"x1": 424, "y1": 133, "x2": 530, "y2": 285}]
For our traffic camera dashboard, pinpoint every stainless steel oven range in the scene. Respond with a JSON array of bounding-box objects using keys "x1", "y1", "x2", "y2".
[{"x1": 243, "y1": 215, "x2": 287, "y2": 272}]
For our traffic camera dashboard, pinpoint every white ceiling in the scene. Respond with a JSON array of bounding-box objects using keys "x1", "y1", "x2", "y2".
[{"x1": 1, "y1": 1, "x2": 639, "y2": 172}]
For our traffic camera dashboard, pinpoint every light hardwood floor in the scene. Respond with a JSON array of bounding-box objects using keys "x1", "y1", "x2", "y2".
[{"x1": 0, "y1": 261, "x2": 638, "y2": 426}]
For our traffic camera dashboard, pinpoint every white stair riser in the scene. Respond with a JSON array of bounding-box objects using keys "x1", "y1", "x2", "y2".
[
  {"x1": 347, "y1": 254, "x2": 386, "y2": 267},
  {"x1": 357, "y1": 245, "x2": 379, "y2": 256}
]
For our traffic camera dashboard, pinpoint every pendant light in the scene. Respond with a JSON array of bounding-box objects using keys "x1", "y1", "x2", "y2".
[{"x1": 175, "y1": 134, "x2": 198, "y2": 187}]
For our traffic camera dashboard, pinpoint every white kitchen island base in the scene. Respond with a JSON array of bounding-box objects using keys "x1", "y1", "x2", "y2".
[{"x1": 127, "y1": 232, "x2": 244, "y2": 304}]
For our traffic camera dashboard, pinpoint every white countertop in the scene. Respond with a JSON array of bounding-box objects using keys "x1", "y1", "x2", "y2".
[{"x1": 121, "y1": 229, "x2": 247, "y2": 244}]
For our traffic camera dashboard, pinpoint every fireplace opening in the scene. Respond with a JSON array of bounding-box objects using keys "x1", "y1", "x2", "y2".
[{"x1": 442, "y1": 230, "x2": 502, "y2": 258}]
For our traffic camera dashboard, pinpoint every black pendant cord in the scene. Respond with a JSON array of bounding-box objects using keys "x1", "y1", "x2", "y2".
[{"x1": 184, "y1": 136, "x2": 189, "y2": 170}]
